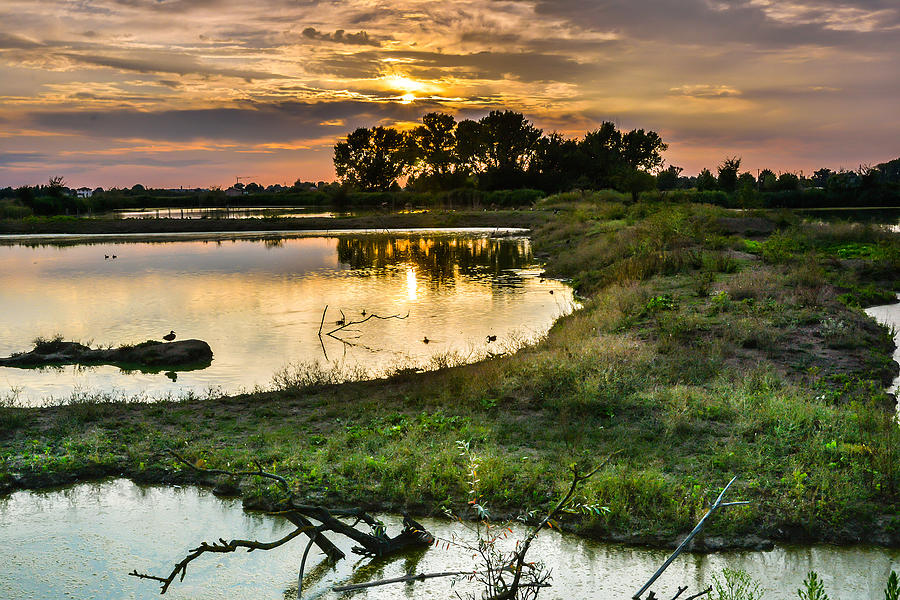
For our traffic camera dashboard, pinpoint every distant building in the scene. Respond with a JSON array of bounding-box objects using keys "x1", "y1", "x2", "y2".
[
  {"x1": 75, "y1": 187, "x2": 93, "y2": 198},
  {"x1": 225, "y1": 187, "x2": 244, "y2": 197}
]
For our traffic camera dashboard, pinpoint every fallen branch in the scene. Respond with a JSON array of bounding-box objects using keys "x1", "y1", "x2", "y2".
[{"x1": 633, "y1": 477, "x2": 749, "y2": 600}]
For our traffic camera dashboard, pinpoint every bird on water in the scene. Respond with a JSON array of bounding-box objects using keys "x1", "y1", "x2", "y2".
[{"x1": 163, "y1": 330, "x2": 176, "y2": 342}]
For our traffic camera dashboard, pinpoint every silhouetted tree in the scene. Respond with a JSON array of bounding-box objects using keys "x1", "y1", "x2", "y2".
[
  {"x1": 334, "y1": 126, "x2": 410, "y2": 191},
  {"x1": 580, "y1": 122, "x2": 623, "y2": 189},
  {"x1": 758, "y1": 169, "x2": 777, "y2": 192},
  {"x1": 716, "y1": 156, "x2": 741, "y2": 193},
  {"x1": 696, "y1": 168, "x2": 718, "y2": 191},
  {"x1": 621, "y1": 129, "x2": 667, "y2": 172},
  {"x1": 476, "y1": 110, "x2": 542, "y2": 189},
  {"x1": 657, "y1": 165, "x2": 683, "y2": 191},
  {"x1": 776, "y1": 172, "x2": 801, "y2": 192},
  {"x1": 528, "y1": 133, "x2": 584, "y2": 192}
]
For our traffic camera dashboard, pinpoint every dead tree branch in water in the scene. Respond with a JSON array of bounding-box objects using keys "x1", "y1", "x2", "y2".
[
  {"x1": 316, "y1": 305, "x2": 410, "y2": 356},
  {"x1": 130, "y1": 450, "x2": 433, "y2": 596},
  {"x1": 632, "y1": 476, "x2": 748, "y2": 600}
]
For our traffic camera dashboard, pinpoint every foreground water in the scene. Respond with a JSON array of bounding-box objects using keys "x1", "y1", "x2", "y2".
[
  {"x1": 0, "y1": 479, "x2": 897, "y2": 600},
  {"x1": 0, "y1": 230, "x2": 573, "y2": 405}
]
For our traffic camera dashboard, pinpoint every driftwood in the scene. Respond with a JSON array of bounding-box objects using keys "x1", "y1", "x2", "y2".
[{"x1": 129, "y1": 450, "x2": 433, "y2": 596}]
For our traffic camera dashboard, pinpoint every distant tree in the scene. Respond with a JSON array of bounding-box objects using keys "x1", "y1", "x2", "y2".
[
  {"x1": 737, "y1": 172, "x2": 756, "y2": 189},
  {"x1": 810, "y1": 168, "x2": 833, "y2": 188},
  {"x1": 580, "y1": 122, "x2": 623, "y2": 189},
  {"x1": 47, "y1": 176, "x2": 67, "y2": 198},
  {"x1": 410, "y1": 112, "x2": 457, "y2": 178},
  {"x1": 775, "y1": 172, "x2": 801, "y2": 192},
  {"x1": 758, "y1": 169, "x2": 777, "y2": 192},
  {"x1": 621, "y1": 129, "x2": 667, "y2": 172},
  {"x1": 696, "y1": 168, "x2": 718, "y2": 191},
  {"x1": 617, "y1": 169, "x2": 657, "y2": 202},
  {"x1": 244, "y1": 182, "x2": 263, "y2": 193},
  {"x1": 473, "y1": 110, "x2": 542, "y2": 189},
  {"x1": 528, "y1": 133, "x2": 584, "y2": 192},
  {"x1": 876, "y1": 158, "x2": 900, "y2": 183},
  {"x1": 657, "y1": 165, "x2": 683, "y2": 191},
  {"x1": 454, "y1": 119, "x2": 485, "y2": 176},
  {"x1": 716, "y1": 156, "x2": 742, "y2": 193},
  {"x1": 333, "y1": 126, "x2": 410, "y2": 191},
  {"x1": 131, "y1": 183, "x2": 145, "y2": 193}
]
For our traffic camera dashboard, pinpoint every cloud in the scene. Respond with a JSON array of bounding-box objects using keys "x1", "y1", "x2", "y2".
[
  {"x1": 28, "y1": 101, "x2": 429, "y2": 143},
  {"x1": 669, "y1": 84, "x2": 742, "y2": 98},
  {"x1": 301, "y1": 27, "x2": 381, "y2": 46},
  {"x1": 0, "y1": 152, "x2": 47, "y2": 166},
  {"x1": 61, "y1": 51, "x2": 285, "y2": 80}
]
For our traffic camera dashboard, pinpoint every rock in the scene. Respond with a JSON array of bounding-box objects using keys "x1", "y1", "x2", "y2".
[{"x1": 0, "y1": 339, "x2": 213, "y2": 371}]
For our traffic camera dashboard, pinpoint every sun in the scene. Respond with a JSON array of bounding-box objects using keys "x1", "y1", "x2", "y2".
[{"x1": 400, "y1": 93, "x2": 416, "y2": 104}]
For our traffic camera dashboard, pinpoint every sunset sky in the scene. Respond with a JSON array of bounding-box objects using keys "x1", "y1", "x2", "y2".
[{"x1": 1, "y1": 0, "x2": 898, "y2": 189}]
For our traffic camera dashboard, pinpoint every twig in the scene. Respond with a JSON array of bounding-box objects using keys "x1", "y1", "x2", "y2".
[
  {"x1": 632, "y1": 477, "x2": 749, "y2": 600},
  {"x1": 333, "y1": 571, "x2": 474, "y2": 592},
  {"x1": 669, "y1": 585, "x2": 689, "y2": 600},
  {"x1": 318, "y1": 305, "x2": 328, "y2": 335},
  {"x1": 685, "y1": 586, "x2": 712, "y2": 600},
  {"x1": 325, "y1": 311, "x2": 410, "y2": 336}
]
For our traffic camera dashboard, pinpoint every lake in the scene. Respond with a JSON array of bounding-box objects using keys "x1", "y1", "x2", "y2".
[
  {"x1": 1, "y1": 479, "x2": 897, "y2": 600},
  {"x1": 0, "y1": 229, "x2": 574, "y2": 406}
]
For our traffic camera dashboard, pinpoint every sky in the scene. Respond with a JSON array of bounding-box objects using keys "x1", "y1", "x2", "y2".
[{"x1": 1, "y1": 0, "x2": 899, "y2": 189}]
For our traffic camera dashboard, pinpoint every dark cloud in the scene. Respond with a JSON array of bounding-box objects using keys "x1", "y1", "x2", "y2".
[
  {"x1": 301, "y1": 27, "x2": 381, "y2": 47},
  {"x1": 530, "y1": 0, "x2": 900, "y2": 49},
  {"x1": 61, "y1": 51, "x2": 284, "y2": 80},
  {"x1": 0, "y1": 152, "x2": 47, "y2": 166},
  {"x1": 28, "y1": 101, "x2": 427, "y2": 143},
  {"x1": 0, "y1": 33, "x2": 42, "y2": 50}
]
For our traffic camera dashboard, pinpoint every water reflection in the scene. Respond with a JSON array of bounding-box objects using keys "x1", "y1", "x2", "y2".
[
  {"x1": 1, "y1": 480, "x2": 898, "y2": 600},
  {"x1": 0, "y1": 231, "x2": 573, "y2": 405}
]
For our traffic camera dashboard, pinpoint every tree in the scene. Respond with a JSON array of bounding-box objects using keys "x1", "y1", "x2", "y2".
[
  {"x1": 579, "y1": 122, "x2": 623, "y2": 189},
  {"x1": 527, "y1": 133, "x2": 584, "y2": 192},
  {"x1": 716, "y1": 156, "x2": 742, "y2": 193},
  {"x1": 476, "y1": 110, "x2": 542, "y2": 190},
  {"x1": 776, "y1": 172, "x2": 801, "y2": 192},
  {"x1": 407, "y1": 112, "x2": 469, "y2": 191},
  {"x1": 810, "y1": 168, "x2": 833, "y2": 188},
  {"x1": 657, "y1": 165, "x2": 683, "y2": 191},
  {"x1": 617, "y1": 168, "x2": 657, "y2": 203},
  {"x1": 333, "y1": 126, "x2": 410, "y2": 191},
  {"x1": 621, "y1": 128, "x2": 667, "y2": 172},
  {"x1": 758, "y1": 169, "x2": 777, "y2": 192},
  {"x1": 696, "y1": 168, "x2": 718, "y2": 191}
]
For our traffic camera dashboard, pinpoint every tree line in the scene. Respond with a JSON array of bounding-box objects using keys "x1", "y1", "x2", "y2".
[{"x1": 333, "y1": 110, "x2": 667, "y2": 197}]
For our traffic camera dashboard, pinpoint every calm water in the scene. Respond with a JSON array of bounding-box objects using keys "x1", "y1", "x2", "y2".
[
  {"x1": 865, "y1": 293, "x2": 900, "y2": 398},
  {"x1": 0, "y1": 230, "x2": 574, "y2": 405},
  {"x1": 0, "y1": 480, "x2": 897, "y2": 600},
  {"x1": 798, "y1": 207, "x2": 900, "y2": 231}
]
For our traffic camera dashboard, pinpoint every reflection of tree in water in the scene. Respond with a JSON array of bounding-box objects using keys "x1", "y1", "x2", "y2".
[{"x1": 336, "y1": 236, "x2": 532, "y2": 284}]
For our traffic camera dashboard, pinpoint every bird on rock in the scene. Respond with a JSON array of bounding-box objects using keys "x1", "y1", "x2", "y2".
[{"x1": 163, "y1": 330, "x2": 176, "y2": 342}]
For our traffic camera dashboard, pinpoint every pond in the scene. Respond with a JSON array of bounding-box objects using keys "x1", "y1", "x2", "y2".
[
  {"x1": 0, "y1": 479, "x2": 897, "y2": 600},
  {"x1": 0, "y1": 230, "x2": 574, "y2": 406}
]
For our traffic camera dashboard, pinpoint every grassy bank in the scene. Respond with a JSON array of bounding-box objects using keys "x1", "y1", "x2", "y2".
[{"x1": 1, "y1": 197, "x2": 899, "y2": 548}]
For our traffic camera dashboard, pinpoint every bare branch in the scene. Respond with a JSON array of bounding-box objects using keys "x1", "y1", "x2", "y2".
[
  {"x1": 633, "y1": 477, "x2": 749, "y2": 600},
  {"x1": 685, "y1": 586, "x2": 712, "y2": 600},
  {"x1": 129, "y1": 526, "x2": 312, "y2": 594},
  {"x1": 325, "y1": 310, "x2": 410, "y2": 336}
]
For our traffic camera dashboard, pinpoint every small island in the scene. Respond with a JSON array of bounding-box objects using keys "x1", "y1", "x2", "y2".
[{"x1": 0, "y1": 337, "x2": 213, "y2": 371}]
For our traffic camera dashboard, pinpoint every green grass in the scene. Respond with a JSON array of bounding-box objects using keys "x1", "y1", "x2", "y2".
[{"x1": 1, "y1": 198, "x2": 899, "y2": 545}]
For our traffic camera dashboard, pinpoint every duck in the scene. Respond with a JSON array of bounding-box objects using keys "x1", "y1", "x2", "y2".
[
  {"x1": 422, "y1": 336, "x2": 430, "y2": 344},
  {"x1": 487, "y1": 335, "x2": 497, "y2": 343},
  {"x1": 163, "y1": 330, "x2": 176, "y2": 342}
]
